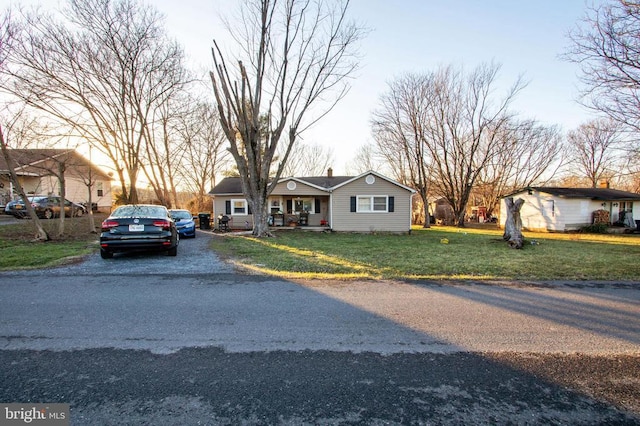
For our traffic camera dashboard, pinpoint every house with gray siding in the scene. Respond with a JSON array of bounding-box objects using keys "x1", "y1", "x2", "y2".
[{"x1": 209, "y1": 170, "x2": 415, "y2": 232}]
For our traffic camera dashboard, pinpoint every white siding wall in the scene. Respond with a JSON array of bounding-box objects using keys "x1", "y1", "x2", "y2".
[
  {"x1": 500, "y1": 191, "x2": 636, "y2": 231},
  {"x1": 331, "y1": 175, "x2": 412, "y2": 233},
  {"x1": 38, "y1": 175, "x2": 113, "y2": 210}
]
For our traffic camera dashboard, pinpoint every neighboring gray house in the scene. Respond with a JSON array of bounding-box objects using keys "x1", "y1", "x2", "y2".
[
  {"x1": 499, "y1": 187, "x2": 640, "y2": 232},
  {"x1": 209, "y1": 170, "x2": 415, "y2": 232}
]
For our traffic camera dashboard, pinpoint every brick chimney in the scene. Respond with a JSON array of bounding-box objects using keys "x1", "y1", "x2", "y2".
[{"x1": 327, "y1": 167, "x2": 333, "y2": 178}]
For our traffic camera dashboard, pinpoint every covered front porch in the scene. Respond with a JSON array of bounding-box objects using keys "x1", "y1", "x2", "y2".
[{"x1": 267, "y1": 194, "x2": 331, "y2": 228}]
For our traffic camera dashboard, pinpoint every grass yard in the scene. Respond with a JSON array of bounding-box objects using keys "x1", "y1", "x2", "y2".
[
  {"x1": 210, "y1": 226, "x2": 640, "y2": 281},
  {"x1": 0, "y1": 214, "x2": 102, "y2": 270},
  {"x1": 2, "y1": 214, "x2": 640, "y2": 281}
]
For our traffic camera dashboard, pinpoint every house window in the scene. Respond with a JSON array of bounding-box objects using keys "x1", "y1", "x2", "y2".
[
  {"x1": 231, "y1": 199, "x2": 247, "y2": 215},
  {"x1": 96, "y1": 182, "x2": 104, "y2": 197},
  {"x1": 357, "y1": 195, "x2": 388, "y2": 213},
  {"x1": 293, "y1": 198, "x2": 315, "y2": 214},
  {"x1": 620, "y1": 201, "x2": 633, "y2": 213},
  {"x1": 270, "y1": 198, "x2": 283, "y2": 213}
]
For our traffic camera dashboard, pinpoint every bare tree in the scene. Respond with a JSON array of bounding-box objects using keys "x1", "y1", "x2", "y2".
[
  {"x1": 0, "y1": 13, "x2": 49, "y2": 241},
  {"x1": 210, "y1": 0, "x2": 365, "y2": 237},
  {"x1": 372, "y1": 73, "x2": 435, "y2": 227},
  {"x1": 0, "y1": 128, "x2": 52, "y2": 241},
  {"x1": 278, "y1": 141, "x2": 335, "y2": 177},
  {"x1": 476, "y1": 118, "x2": 563, "y2": 217},
  {"x1": 1, "y1": 0, "x2": 190, "y2": 204},
  {"x1": 141, "y1": 92, "x2": 187, "y2": 208},
  {"x1": 566, "y1": 0, "x2": 640, "y2": 148},
  {"x1": 346, "y1": 143, "x2": 385, "y2": 175},
  {"x1": 175, "y1": 101, "x2": 230, "y2": 211},
  {"x1": 566, "y1": 118, "x2": 622, "y2": 187},
  {"x1": 371, "y1": 64, "x2": 524, "y2": 227},
  {"x1": 426, "y1": 64, "x2": 525, "y2": 226}
]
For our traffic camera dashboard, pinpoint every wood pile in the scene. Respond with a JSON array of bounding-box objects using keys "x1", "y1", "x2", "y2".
[{"x1": 592, "y1": 209, "x2": 610, "y2": 224}]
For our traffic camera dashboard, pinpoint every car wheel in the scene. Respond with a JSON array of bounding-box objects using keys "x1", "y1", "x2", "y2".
[
  {"x1": 44, "y1": 209, "x2": 54, "y2": 219},
  {"x1": 167, "y1": 246, "x2": 177, "y2": 256},
  {"x1": 100, "y1": 249, "x2": 113, "y2": 259},
  {"x1": 75, "y1": 208, "x2": 84, "y2": 217}
]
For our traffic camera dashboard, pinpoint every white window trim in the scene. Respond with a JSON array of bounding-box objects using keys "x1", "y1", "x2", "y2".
[
  {"x1": 269, "y1": 197, "x2": 283, "y2": 213},
  {"x1": 356, "y1": 195, "x2": 389, "y2": 213},
  {"x1": 231, "y1": 198, "x2": 248, "y2": 216},
  {"x1": 293, "y1": 197, "x2": 316, "y2": 214}
]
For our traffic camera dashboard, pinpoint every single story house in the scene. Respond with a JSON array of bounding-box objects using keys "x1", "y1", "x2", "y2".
[
  {"x1": 209, "y1": 170, "x2": 416, "y2": 232},
  {"x1": 0, "y1": 149, "x2": 113, "y2": 211},
  {"x1": 499, "y1": 187, "x2": 640, "y2": 232}
]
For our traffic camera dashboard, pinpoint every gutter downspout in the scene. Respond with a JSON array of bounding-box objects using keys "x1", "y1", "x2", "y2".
[{"x1": 409, "y1": 192, "x2": 415, "y2": 234}]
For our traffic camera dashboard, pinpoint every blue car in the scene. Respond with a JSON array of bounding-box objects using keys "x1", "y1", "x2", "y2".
[{"x1": 169, "y1": 209, "x2": 196, "y2": 238}]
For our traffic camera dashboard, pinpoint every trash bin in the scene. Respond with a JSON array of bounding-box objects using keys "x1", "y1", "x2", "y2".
[{"x1": 198, "y1": 213, "x2": 211, "y2": 230}]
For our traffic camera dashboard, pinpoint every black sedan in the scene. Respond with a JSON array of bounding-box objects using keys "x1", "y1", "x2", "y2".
[{"x1": 99, "y1": 204, "x2": 179, "y2": 259}]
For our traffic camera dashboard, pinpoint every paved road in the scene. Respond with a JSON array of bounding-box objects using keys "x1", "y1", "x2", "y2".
[{"x1": 1, "y1": 230, "x2": 639, "y2": 424}]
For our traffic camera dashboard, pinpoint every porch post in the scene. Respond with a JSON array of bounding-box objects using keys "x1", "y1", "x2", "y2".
[{"x1": 329, "y1": 192, "x2": 333, "y2": 229}]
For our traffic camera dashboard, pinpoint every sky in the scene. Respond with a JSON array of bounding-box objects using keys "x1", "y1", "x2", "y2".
[
  {"x1": 157, "y1": 0, "x2": 601, "y2": 174},
  {"x1": 2, "y1": 0, "x2": 602, "y2": 175}
]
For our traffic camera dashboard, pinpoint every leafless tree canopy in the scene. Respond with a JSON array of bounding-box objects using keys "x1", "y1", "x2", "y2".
[
  {"x1": 566, "y1": 118, "x2": 622, "y2": 187},
  {"x1": 2, "y1": 0, "x2": 191, "y2": 205},
  {"x1": 278, "y1": 141, "x2": 335, "y2": 177},
  {"x1": 0, "y1": 13, "x2": 49, "y2": 240},
  {"x1": 372, "y1": 73, "x2": 434, "y2": 227},
  {"x1": 175, "y1": 101, "x2": 230, "y2": 211},
  {"x1": 371, "y1": 63, "x2": 557, "y2": 227},
  {"x1": 477, "y1": 118, "x2": 563, "y2": 216},
  {"x1": 210, "y1": 0, "x2": 365, "y2": 237},
  {"x1": 567, "y1": 0, "x2": 640, "y2": 144}
]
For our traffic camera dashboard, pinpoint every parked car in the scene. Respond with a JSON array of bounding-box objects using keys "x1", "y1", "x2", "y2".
[
  {"x1": 168, "y1": 209, "x2": 196, "y2": 238},
  {"x1": 5, "y1": 195, "x2": 86, "y2": 219},
  {"x1": 5, "y1": 199, "x2": 23, "y2": 216},
  {"x1": 99, "y1": 204, "x2": 179, "y2": 259}
]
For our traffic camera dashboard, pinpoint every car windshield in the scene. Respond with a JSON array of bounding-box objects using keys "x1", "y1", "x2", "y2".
[
  {"x1": 170, "y1": 210, "x2": 192, "y2": 220},
  {"x1": 111, "y1": 205, "x2": 167, "y2": 218}
]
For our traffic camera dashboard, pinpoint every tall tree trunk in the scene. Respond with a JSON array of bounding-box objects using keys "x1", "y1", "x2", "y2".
[
  {"x1": 57, "y1": 162, "x2": 66, "y2": 237},
  {"x1": 0, "y1": 127, "x2": 49, "y2": 241},
  {"x1": 502, "y1": 197, "x2": 524, "y2": 249}
]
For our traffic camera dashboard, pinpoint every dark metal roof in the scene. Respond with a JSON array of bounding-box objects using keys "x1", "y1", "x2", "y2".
[
  {"x1": 529, "y1": 187, "x2": 640, "y2": 200},
  {"x1": 294, "y1": 175, "x2": 353, "y2": 189},
  {"x1": 209, "y1": 175, "x2": 354, "y2": 194},
  {"x1": 209, "y1": 177, "x2": 244, "y2": 195}
]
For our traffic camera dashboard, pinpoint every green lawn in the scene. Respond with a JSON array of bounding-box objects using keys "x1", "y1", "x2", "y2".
[
  {"x1": 0, "y1": 215, "x2": 100, "y2": 270},
  {"x1": 2, "y1": 217, "x2": 639, "y2": 280},
  {"x1": 0, "y1": 239, "x2": 94, "y2": 270},
  {"x1": 210, "y1": 226, "x2": 640, "y2": 281}
]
